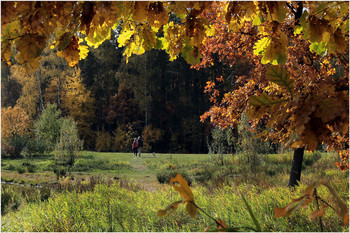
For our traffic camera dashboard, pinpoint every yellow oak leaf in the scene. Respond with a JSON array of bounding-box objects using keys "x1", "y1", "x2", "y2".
[{"x1": 170, "y1": 174, "x2": 194, "y2": 202}]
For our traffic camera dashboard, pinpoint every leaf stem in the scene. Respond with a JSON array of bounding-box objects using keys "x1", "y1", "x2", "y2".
[
  {"x1": 318, "y1": 197, "x2": 336, "y2": 211},
  {"x1": 191, "y1": 201, "x2": 226, "y2": 229},
  {"x1": 314, "y1": 188, "x2": 324, "y2": 232}
]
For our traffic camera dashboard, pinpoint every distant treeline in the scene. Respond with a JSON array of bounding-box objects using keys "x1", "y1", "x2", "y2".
[{"x1": 2, "y1": 31, "x2": 250, "y2": 154}]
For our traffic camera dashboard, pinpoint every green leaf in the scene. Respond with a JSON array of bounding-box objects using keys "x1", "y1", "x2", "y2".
[
  {"x1": 181, "y1": 45, "x2": 202, "y2": 65},
  {"x1": 241, "y1": 194, "x2": 261, "y2": 232},
  {"x1": 310, "y1": 41, "x2": 327, "y2": 56},
  {"x1": 249, "y1": 93, "x2": 287, "y2": 106},
  {"x1": 266, "y1": 65, "x2": 294, "y2": 96}
]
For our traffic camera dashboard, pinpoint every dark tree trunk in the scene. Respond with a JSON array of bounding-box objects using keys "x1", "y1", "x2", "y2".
[{"x1": 288, "y1": 147, "x2": 304, "y2": 187}]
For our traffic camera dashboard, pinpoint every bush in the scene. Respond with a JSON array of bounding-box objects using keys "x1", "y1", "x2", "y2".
[
  {"x1": 207, "y1": 126, "x2": 235, "y2": 155},
  {"x1": 156, "y1": 169, "x2": 192, "y2": 185},
  {"x1": 53, "y1": 166, "x2": 67, "y2": 179},
  {"x1": 21, "y1": 137, "x2": 47, "y2": 157},
  {"x1": 113, "y1": 124, "x2": 138, "y2": 152},
  {"x1": 17, "y1": 167, "x2": 26, "y2": 174},
  {"x1": 54, "y1": 118, "x2": 83, "y2": 166},
  {"x1": 1, "y1": 135, "x2": 28, "y2": 157},
  {"x1": 142, "y1": 125, "x2": 164, "y2": 152},
  {"x1": 235, "y1": 114, "x2": 275, "y2": 166},
  {"x1": 95, "y1": 129, "x2": 113, "y2": 152},
  {"x1": 1, "y1": 185, "x2": 23, "y2": 215}
]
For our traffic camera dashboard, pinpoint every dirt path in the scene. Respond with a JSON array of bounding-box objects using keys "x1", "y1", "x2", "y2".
[{"x1": 129, "y1": 156, "x2": 163, "y2": 191}]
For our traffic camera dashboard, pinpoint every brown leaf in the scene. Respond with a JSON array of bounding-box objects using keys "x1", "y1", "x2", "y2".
[
  {"x1": 157, "y1": 200, "x2": 184, "y2": 217},
  {"x1": 343, "y1": 214, "x2": 349, "y2": 226},
  {"x1": 322, "y1": 183, "x2": 348, "y2": 220},
  {"x1": 170, "y1": 174, "x2": 194, "y2": 201},
  {"x1": 310, "y1": 204, "x2": 327, "y2": 219},
  {"x1": 203, "y1": 226, "x2": 211, "y2": 232},
  {"x1": 185, "y1": 201, "x2": 198, "y2": 219},
  {"x1": 217, "y1": 218, "x2": 228, "y2": 229}
]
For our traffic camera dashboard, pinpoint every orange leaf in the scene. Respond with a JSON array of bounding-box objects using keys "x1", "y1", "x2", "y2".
[
  {"x1": 157, "y1": 200, "x2": 184, "y2": 217},
  {"x1": 343, "y1": 214, "x2": 349, "y2": 226},
  {"x1": 310, "y1": 204, "x2": 327, "y2": 219},
  {"x1": 204, "y1": 226, "x2": 211, "y2": 232},
  {"x1": 274, "y1": 204, "x2": 292, "y2": 218},
  {"x1": 217, "y1": 218, "x2": 228, "y2": 229},
  {"x1": 170, "y1": 174, "x2": 194, "y2": 201},
  {"x1": 302, "y1": 196, "x2": 314, "y2": 208},
  {"x1": 275, "y1": 197, "x2": 308, "y2": 218},
  {"x1": 168, "y1": 163, "x2": 176, "y2": 169},
  {"x1": 185, "y1": 201, "x2": 198, "y2": 218}
]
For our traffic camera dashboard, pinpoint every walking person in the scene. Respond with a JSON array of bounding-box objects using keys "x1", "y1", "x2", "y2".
[
  {"x1": 132, "y1": 138, "x2": 138, "y2": 157},
  {"x1": 137, "y1": 136, "x2": 143, "y2": 157}
]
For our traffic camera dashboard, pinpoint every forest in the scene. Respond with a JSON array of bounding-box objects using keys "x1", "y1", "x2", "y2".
[
  {"x1": 2, "y1": 30, "x2": 220, "y2": 154},
  {"x1": 1, "y1": 1, "x2": 349, "y2": 232}
]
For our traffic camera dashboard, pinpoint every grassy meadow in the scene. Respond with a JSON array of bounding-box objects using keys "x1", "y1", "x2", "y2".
[{"x1": 1, "y1": 151, "x2": 349, "y2": 232}]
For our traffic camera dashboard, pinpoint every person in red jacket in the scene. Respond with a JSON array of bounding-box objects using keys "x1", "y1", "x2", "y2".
[{"x1": 132, "y1": 138, "x2": 138, "y2": 157}]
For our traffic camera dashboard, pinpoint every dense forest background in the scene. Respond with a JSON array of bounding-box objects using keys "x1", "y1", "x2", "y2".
[{"x1": 2, "y1": 30, "x2": 256, "y2": 154}]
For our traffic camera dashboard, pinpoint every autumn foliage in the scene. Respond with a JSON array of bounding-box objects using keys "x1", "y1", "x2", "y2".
[
  {"x1": 1, "y1": 106, "x2": 30, "y2": 140},
  {"x1": 2, "y1": 1, "x2": 348, "y2": 157},
  {"x1": 195, "y1": 2, "x2": 349, "y2": 155}
]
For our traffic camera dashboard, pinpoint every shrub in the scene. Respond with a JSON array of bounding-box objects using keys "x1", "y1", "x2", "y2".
[
  {"x1": 21, "y1": 137, "x2": 47, "y2": 157},
  {"x1": 1, "y1": 135, "x2": 28, "y2": 157},
  {"x1": 235, "y1": 114, "x2": 275, "y2": 166},
  {"x1": 16, "y1": 167, "x2": 26, "y2": 174},
  {"x1": 54, "y1": 118, "x2": 83, "y2": 166},
  {"x1": 53, "y1": 166, "x2": 67, "y2": 179},
  {"x1": 207, "y1": 126, "x2": 234, "y2": 155},
  {"x1": 156, "y1": 169, "x2": 192, "y2": 185},
  {"x1": 142, "y1": 125, "x2": 164, "y2": 152},
  {"x1": 95, "y1": 129, "x2": 113, "y2": 152},
  {"x1": 1, "y1": 185, "x2": 22, "y2": 215},
  {"x1": 113, "y1": 124, "x2": 138, "y2": 152}
]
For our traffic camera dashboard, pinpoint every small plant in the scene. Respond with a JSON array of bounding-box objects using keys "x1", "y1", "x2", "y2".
[
  {"x1": 275, "y1": 180, "x2": 349, "y2": 229},
  {"x1": 95, "y1": 129, "x2": 113, "y2": 152},
  {"x1": 1, "y1": 186, "x2": 23, "y2": 215},
  {"x1": 157, "y1": 173, "x2": 262, "y2": 231},
  {"x1": 156, "y1": 169, "x2": 192, "y2": 185},
  {"x1": 17, "y1": 167, "x2": 26, "y2": 174}
]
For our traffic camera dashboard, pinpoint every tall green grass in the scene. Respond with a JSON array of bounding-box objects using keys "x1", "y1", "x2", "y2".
[{"x1": 2, "y1": 181, "x2": 348, "y2": 232}]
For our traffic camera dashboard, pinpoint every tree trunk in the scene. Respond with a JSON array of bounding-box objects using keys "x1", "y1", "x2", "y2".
[
  {"x1": 36, "y1": 71, "x2": 44, "y2": 113},
  {"x1": 288, "y1": 147, "x2": 304, "y2": 187}
]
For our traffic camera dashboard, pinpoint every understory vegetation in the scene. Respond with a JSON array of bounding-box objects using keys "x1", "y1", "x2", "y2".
[{"x1": 2, "y1": 151, "x2": 348, "y2": 232}]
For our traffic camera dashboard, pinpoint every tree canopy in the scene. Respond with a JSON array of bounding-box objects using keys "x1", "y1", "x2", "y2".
[{"x1": 2, "y1": 1, "x2": 349, "y2": 155}]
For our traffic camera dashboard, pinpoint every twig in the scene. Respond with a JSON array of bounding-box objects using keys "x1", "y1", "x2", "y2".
[
  {"x1": 314, "y1": 188, "x2": 324, "y2": 232},
  {"x1": 191, "y1": 201, "x2": 226, "y2": 229}
]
